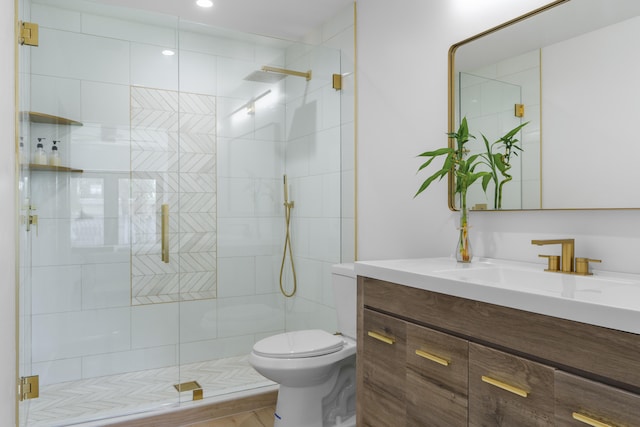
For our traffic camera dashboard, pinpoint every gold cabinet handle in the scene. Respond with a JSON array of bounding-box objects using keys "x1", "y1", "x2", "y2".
[
  {"x1": 367, "y1": 331, "x2": 395, "y2": 345},
  {"x1": 415, "y1": 349, "x2": 450, "y2": 366},
  {"x1": 481, "y1": 376, "x2": 528, "y2": 397},
  {"x1": 161, "y1": 204, "x2": 169, "y2": 263},
  {"x1": 572, "y1": 412, "x2": 614, "y2": 427}
]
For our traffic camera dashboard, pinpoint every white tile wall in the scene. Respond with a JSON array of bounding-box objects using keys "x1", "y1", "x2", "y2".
[
  {"x1": 32, "y1": 3, "x2": 82, "y2": 32},
  {"x1": 32, "y1": 357, "x2": 82, "y2": 386},
  {"x1": 82, "y1": 345, "x2": 176, "y2": 378},
  {"x1": 310, "y1": 127, "x2": 341, "y2": 175},
  {"x1": 32, "y1": 308, "x2": 131, "y2": 362},
  {"x1": 179, "y1": 300, "x2": 218, "y2": 343},
  {"x1": 285, "y1": 297, "x2": 337, "y2": 332},
  {"x1": 179, "y1": 50, "x2": 217, "y2": 95},
  {"x1": 179, "y1": 31, "x2": 255, "y2": 61},
  {"x1": 131, "y1": 303, "x2": 179, "y2": 349},
  {"x1": 217, "y1": 295, "x2": 284, "y2": 338},
  {"x1": 179, "y1": 335, "x2": 255, "y2": 365},
  {"x1": 130, "y1": 43, "x2": 178, "y2": 90},
  {"x1": 82, "y1": 13, "x2": 177, "y2": 47},
  {"x1": 33, "y1": 28, "x2": 130, "y2": 84},
  {"x1": 31, "y1": 265, "x2": 82, "y2": 314},
  {"x1": 217, "y1": 257, "x2": 256, "y2": 298},
  {"x1": 308, "y1": 218, "x2": 341, "y2": 263},
  {"x1": 31, "y1": 75, "x2": 81, "y2": 121},
  {"x1": 296, "y1": 175, "x2": 323, "y2": 217},
  {"x1": 294, "y1": 257, "x2": 323, "y2": 303},
  {"x1": 254, "y1": 255, "x2": 279, "y2": 295},
  {"x1": 81, "y1": 262, "x2": 130, "y2": 310},
  {"x1": 255, "y1": 98, "x2": 286, "y2": 142},
  {"x1": 80, "y1": 81, "x2": 130, "y2": 128}
]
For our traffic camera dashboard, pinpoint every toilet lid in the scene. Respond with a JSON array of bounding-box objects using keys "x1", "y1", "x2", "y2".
[{"x1": 253, "y1": 330, "x2": 345, "y2": 359}]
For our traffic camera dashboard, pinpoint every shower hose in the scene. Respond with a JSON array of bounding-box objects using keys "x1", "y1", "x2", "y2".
[{"x1": 279, "y1": 177, "x2": 297, "y2": 297}]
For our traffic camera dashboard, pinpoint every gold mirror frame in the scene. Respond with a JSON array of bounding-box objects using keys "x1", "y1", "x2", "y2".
[{"x1": 447, "y1": 0, "x2": 570, "y2": 211}]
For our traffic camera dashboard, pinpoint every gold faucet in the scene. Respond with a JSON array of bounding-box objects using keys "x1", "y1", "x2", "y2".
[{"x1": 531, "y1": 239, "x2": 575, "y2": 273}]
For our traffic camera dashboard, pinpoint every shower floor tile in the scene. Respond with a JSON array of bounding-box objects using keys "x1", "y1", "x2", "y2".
[{"x1": 24, "y1": 355, "x2": 274, "y2": 427}]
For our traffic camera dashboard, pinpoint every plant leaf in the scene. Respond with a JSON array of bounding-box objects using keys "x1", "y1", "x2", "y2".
[{"x1": 417, "y1": 147, "x2": 453, "y2": 157}]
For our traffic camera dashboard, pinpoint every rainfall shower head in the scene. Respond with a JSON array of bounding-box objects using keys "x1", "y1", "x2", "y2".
[
  {"x1": 244, "y1": 70, "x2": 288, "y2": 84},
  {"x1": 244, "y1": 66, "x2": 312, "y2": 83}
]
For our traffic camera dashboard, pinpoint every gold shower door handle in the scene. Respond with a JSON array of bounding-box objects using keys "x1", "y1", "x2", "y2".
[{"x1": 161, "y1": 204, "x2": 169, "y2": 263}]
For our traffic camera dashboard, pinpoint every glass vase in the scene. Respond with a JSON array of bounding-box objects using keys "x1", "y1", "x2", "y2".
[{"x1": 456, "y1": 208, "x2": 472, "y2": 263}]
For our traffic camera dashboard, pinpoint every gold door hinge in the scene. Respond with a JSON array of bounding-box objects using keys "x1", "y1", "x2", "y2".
[
  {"x1": 19, "y1": 21, "x2": 39, "y2": 46},
  {"x1": 332, "y1": 73, "x2": 343, "y2": 91},
  {"x1": 19, "y1": 375, "x2": 39, "y2": 401},
  {"x1": 514, "y1": 103, "x2": 525, "y2": 118}
]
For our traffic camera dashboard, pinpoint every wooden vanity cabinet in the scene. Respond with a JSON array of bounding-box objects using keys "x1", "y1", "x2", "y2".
[{"x1": 357, "y1": 276, "x2": 640, "y2": 426}]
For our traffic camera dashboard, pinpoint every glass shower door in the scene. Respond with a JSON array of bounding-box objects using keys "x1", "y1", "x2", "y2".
[
  {"x1": 17, "y1": 2, "x2": 184, "y2": 424},
  {"x1": 17, "y1": 0, "x2": 34, "y2": 424}
]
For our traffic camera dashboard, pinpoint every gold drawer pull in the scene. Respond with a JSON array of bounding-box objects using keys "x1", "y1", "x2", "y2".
[
  {"x1": 572, "y1": 412, "x2": 614, "y2": 427},
  {"x1": 367, "y1": 331, "x2": 395, "y2": 345},
  {"x1": 415, "y1": 349, "x2": 450, "y2": 366},
  {"x1": 481, "y1": 376, "x2": 528, "y2": 397}
]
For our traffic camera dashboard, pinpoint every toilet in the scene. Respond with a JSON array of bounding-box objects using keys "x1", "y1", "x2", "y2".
[{"x1": 249, "y1": 263, "x2": 357, "y2": 427}]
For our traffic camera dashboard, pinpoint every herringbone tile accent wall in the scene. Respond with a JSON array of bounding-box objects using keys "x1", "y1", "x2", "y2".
[{"x1": 131, "y1": 87, "x2": 217, "y2": 305}]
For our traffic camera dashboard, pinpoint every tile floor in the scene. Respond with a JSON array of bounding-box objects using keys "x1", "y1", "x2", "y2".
[{"x1": 23, "y1": 355, "x2": 274, "y2": 427}]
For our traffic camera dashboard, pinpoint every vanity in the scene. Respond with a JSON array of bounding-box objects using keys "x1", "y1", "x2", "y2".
[{"x1": 355, "y1": 258, "x2": 640, "y2": 426}]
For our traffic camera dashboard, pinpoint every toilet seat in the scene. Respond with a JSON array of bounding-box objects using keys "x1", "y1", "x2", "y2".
[{"x1": 253, "y1": 329, "x2": 344, "y2": 359}]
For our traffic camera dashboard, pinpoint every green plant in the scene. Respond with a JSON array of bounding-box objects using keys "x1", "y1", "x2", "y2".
[
  {"x1": 480, "y1": 121, "x2": 529, "y2": 209},
  {"x1": 415, "y1": 117, "x2": 491, "y2": 211},
  {"x1": 415, "y1": 117, "x2": 491, "y2": 262}
]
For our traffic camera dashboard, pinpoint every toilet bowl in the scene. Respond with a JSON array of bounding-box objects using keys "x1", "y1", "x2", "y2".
[{"x1": 249, "y1": 263, "x2": 356, "y2": 427}]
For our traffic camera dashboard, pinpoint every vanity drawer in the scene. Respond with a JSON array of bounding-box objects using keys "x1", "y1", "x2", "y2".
[
  {"x1": 361, "y1": 309, "x2": 407, "y2": 426},
  {"x1": 469, "y1": 342, "x2": 555, "y2": 427},
  {"x1": 555, "y1": 370, "x2": 640, "y2": 427},
  {"x1": 406, "y1": 323, "x2": 468, "y2": 427}
]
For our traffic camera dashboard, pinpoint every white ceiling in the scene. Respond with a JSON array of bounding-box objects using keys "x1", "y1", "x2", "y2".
[{"x1": 91, "y1": 0, "x2": 354, "y2": 41}]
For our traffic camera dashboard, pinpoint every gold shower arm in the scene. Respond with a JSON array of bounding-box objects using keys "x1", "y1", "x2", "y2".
[{"x1": 262, "y1": 66, "x2": 312, "y2": 81}]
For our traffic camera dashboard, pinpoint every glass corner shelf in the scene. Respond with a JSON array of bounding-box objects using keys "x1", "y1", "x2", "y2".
[
  {"x1": 27, "y1": 164, "x2": 83, "y2": 173},
  {"x1": 21, "y1": 111, "x2": 83, "y2": 126}
]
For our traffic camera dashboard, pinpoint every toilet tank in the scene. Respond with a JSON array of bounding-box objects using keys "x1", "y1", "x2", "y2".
[{"x1": 332, "y1": 263, "x2": 356, "y2": 339}]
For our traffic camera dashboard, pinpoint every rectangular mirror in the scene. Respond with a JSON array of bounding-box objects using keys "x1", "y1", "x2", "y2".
[{"x1": 449, "y1": 0, "x2": 640, "y2": 210}]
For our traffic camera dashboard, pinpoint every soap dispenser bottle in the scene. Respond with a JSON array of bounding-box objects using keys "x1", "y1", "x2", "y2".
[
  {"x1": 34, "y1": 138, "x2": 47, "y2": 165},
  {"x1": 49, "y1": 140, "x2": 60, "y2": 166}
]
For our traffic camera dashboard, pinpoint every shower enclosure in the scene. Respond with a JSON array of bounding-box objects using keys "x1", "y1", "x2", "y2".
[{"x1": 17, "y1": 0, "x2": 352, "y2": 425}]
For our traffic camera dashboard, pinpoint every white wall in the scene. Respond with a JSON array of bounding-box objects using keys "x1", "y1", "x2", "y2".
[
  {"x1": 0, "y1": 0, "x2": 16, "y2": 422},
  {"x1": 357, "y1": 0, "x2": 640, "y2": 275}
]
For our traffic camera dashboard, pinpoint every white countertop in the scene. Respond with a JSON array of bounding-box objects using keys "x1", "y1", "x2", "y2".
[{"x1": 355, "y1": 257, "x2": 640, "y2": 335}]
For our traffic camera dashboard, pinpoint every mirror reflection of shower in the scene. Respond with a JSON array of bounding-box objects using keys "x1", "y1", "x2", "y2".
[{"x1": 280, "y1": 174, "x2": 297, "y2": 297}]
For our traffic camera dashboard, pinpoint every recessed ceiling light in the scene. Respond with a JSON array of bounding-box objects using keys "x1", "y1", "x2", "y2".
[
  {"x1": 162, "y1": 49, "x2": 175, "y2": 56},
  {"x1": 196, "y1": 0, "x2": 213, "y2": 8}
]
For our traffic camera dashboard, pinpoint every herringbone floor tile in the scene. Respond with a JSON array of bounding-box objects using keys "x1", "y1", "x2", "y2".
[{"x1": 25, "y1": 355, "x2": 273, "y2": 427}]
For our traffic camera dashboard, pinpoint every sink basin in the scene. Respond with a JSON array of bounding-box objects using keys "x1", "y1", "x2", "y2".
[{"x1": 434, "y1": 263, "x2": 640, "y2": 310}]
